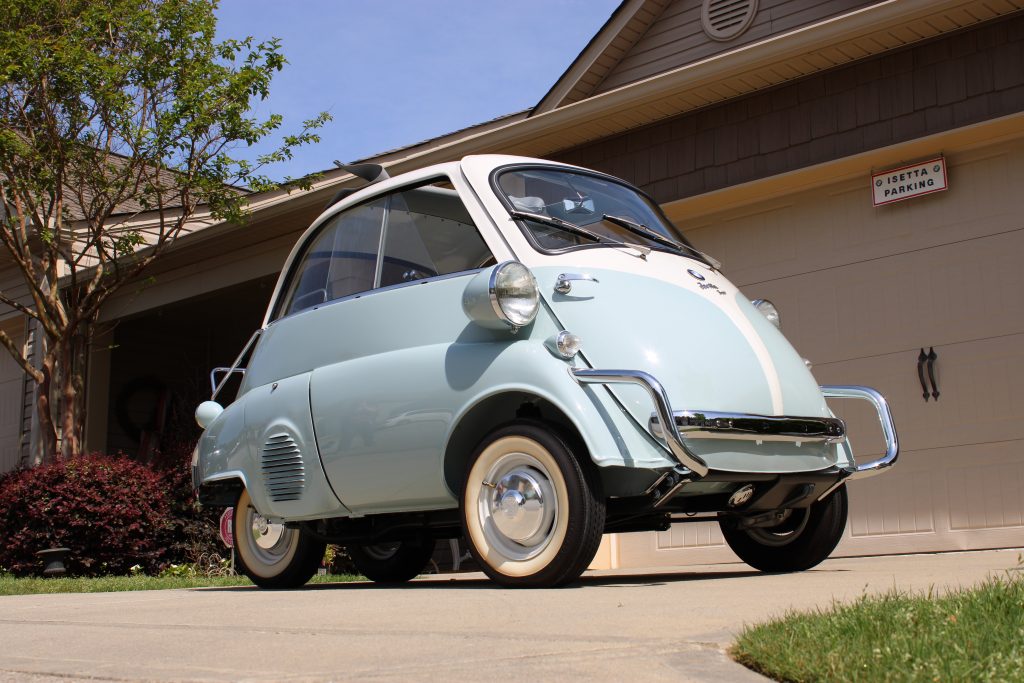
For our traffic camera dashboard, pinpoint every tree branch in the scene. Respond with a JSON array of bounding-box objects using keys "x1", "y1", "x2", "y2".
[{"x1": 0, "y1": 327, "x2": 41, "y2": 384}]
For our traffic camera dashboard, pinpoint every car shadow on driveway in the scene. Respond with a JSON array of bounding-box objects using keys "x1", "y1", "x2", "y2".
[{"x1": 195, "y1": 566, "x2": 851, "y2": 592}]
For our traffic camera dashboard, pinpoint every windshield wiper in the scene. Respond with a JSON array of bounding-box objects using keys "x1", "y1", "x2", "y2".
[
  {"x1": 602, "y1": 214, "x2": 721, "y2": 269},
  {"x1": 508, "y1": 210, "x2": 651, "y2": 257}
]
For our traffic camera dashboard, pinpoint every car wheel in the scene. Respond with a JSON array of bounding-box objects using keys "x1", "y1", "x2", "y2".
[
  {"x1": 233, "y1": 488, "x2": 325, "y2": 588},
  {"x1": 719, "y1": 485, "x2": 848, "y2": 573},
  {"x1": 347, "y1": 536, "x2": 436, "y2": 584},
  {"x1": 460, "y1": 422, "x2": 605, "y2": 588}
]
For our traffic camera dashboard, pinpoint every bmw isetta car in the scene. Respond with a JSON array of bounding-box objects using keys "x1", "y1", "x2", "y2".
[{"x1": 192, "y1": 155, "x2": 898, "y2": 589}]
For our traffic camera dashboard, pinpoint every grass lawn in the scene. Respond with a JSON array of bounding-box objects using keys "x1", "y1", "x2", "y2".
[
  {"x1": 731, "y1": 571, "x2": 1024, "y2": 682},
  {"x1": 0, "y1": 572, "x2": 364, "y2": 596}
]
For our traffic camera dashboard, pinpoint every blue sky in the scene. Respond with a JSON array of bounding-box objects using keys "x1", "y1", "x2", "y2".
[{"x1": 215, "y1": 0, "x2": 621, "y2": 181}]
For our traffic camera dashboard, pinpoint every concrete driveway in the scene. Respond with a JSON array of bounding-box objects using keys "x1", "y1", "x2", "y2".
[{"x1": 0, "y1": 548, "x2": 1019, "y2": 682}]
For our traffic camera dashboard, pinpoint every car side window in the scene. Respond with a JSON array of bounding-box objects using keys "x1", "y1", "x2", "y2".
[
  {"x1": 379, "y1": 182, "x2": 494, "y2": 288},
  {"x1": 280, "y1": 197, "x2": 386, "y2": 316},
  {"x1": 277, "y1": 180, "x2": 493, "y2": 320}
]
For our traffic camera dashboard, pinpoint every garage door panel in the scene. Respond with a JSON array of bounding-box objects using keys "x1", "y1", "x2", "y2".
[
  {"x1": 750, "y1": 228, "x2": 1024, "y2": 365},
  {"x1": 817, "y1": 334, "x2": 1024, "y2": 454},
  {"x1": 946, "y1": 447, "x2": 1024, "y2": 531},
  {"x1": 687, "y1": 140, "x2": 1024, "y2": 286},
  {"x1": 837, "y1": 439, "x2": 1024, "y2": 556},
  {"x1": 656, "y1": 518, "x2": 725, "y2": 550},
  {"x1": 846, "y1": 453, "x2": 937, "y2": 538},
  {"x1": 614, "y1": 521, "x2": 735, "y2": 568}
]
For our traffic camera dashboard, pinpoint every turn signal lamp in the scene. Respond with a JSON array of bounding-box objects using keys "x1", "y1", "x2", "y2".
[
  {"x1": 545, "y1": 331, "x2": 582, "y2": 359},
  {"x1": 752, "y1": 299, "x2": 781, "y2": 329}
]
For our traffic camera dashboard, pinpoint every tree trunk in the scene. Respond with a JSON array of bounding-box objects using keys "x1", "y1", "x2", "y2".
[
  {"x1": 34, "y1": 353, "x2": 58, "y2": 465},
  {"x1": 57, "y1": 330, "x2": 89, "y2": 460},
  {"x1": 32, "y1": 328, "x2": 91, "y2": 463}
]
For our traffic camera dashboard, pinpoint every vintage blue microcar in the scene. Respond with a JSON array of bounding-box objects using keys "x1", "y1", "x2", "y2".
[{"x1": 193, "y1": 155, "x2": 898, "y2": 588}]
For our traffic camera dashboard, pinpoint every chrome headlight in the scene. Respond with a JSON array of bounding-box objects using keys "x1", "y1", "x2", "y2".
[
  {"x1": 489, "y1": 262, "x2": 540, "y2": 327},
  {"x1": 463, "y1": 261, "x2": 540, "y2": 331},
  {"x1": 489, "y1": 261, "x2": 539, "y2": 329},
  {"x1": 752, "y1": 299, "x2": 780, "y2": 328}
]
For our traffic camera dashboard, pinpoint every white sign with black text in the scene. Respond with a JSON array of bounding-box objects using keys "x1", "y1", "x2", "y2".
[{"x1": 872, "y1": 157, "x2": 948, "y2": 207}]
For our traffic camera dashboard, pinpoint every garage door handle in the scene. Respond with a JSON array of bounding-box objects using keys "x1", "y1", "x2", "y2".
[
  {"x1": 917, "y1": 349, "x2": 930, "y2": 401},
  {"x1": 926, "y1": 347, "x2": 939, "y2": 400}
]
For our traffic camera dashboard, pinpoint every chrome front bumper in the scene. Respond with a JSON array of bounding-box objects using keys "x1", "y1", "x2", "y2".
[{"x1": 570, "y1": 369, "x2": 899, "y2": 479}]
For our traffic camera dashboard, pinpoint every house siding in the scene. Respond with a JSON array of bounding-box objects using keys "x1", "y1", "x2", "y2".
[
  {"x1": 554, "y1": 13, "x2": 1024, "y2": 203},
  {"x1": 595, "y1": 0, "x2": 881, "y2": 95}
]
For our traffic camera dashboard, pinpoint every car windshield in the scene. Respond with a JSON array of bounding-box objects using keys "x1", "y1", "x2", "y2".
[{"x1": 494, "y1": 167, "x2": 707, "y2": 263}]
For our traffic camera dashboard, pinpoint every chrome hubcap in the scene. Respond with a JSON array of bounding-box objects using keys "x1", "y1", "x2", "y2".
[
  {"x1": 251, "y1": 512, "x2": 284, "y2": 550},
  {"x1": 241, "y1": 504, "x2": 293, "y2": 568},
  {"x1": 489, "y1": 469, "x2": 549, "y2": 544},
  {"x1": 478, "y1": 453, "x2": 557, "y2": 561}
]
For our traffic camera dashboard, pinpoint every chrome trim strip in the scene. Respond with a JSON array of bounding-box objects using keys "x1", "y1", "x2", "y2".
[
  {"x1": 487, "y1": 262, "x2": 507, "y2": 323},
  {"x1": 210, "y1": 367, "x2": 245, "y2": 395},
  {"x1": 210, "y1": 329, "x2": 261, "y2": 400},
  {"x1": 649, "y1": 411, "x2": 846, "y2": 444},
  {"x1": 570, "y1": 368, "x2": 710, "y2": 477},
  {"x1": 820, "y1": 385, "x2": 899, "y2": 477}
]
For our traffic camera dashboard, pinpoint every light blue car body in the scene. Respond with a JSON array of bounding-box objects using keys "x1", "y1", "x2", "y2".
[{"x1": 195, "y1": 155, "x2": 866, "y2": 522}]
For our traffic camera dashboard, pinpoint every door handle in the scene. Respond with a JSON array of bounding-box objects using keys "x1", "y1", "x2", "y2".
[
  {"x1": 554, "y1": 273, "x2": 599, "y2": 295},
  {"x1": 916, "y1": 347, "x2": 940, "y2": 402},
  {"x1": 917, "y1": 349, "x2": 930, "y2": 402},
  {"x1": 926, "y1": 347, "x2": 939, "y2": 400}
]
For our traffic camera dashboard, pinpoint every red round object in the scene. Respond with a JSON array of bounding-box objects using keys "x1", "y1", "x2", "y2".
[{"x1": 219, "y1": 508, "x2": 234, "y2": 548}]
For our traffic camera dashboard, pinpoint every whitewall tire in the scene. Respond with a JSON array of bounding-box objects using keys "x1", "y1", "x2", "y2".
[
  {"x1": 233, "y1": 488, "x2": 325, "y2": 588},
  {"x1": 461, "y1": 422, "x2": 604, "y2": 588}
]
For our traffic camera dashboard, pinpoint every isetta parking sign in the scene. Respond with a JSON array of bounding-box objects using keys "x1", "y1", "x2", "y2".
[{"x1": 872, "y1": 157, "x2": 948, "y2": 206}]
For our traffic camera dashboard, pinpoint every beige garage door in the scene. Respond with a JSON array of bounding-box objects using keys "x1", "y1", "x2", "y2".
[{"x1": 609, "y1": 134, "x2": 1024, "y2": 568}]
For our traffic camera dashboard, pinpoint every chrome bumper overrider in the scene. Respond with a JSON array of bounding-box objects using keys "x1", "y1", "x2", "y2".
[
  {"x1": 570, "y1": 369, "x2": 899, "y2": 479},
  {"x1": 819, "y1": 385, "x2": 899, "y2": 478}
]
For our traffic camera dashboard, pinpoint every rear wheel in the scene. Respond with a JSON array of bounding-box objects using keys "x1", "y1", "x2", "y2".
[
  {"x1": 460, "y1": 422, "x2": 605, "y2": 588},
  {"x1": 347, "y1": 536, "x2": 435, "y2": 584},
  {"x1": 719, "y1": 485, "x2": 848, "y2": 573},
  {"x1": 233, "y1": 488, "x2": 325, "y2": 589}
]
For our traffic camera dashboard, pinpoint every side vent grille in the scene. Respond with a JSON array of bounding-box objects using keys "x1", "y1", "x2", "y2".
[
  {"x1": 701, "y1": 0, "x2": 758, "y2": 42},
  {"x1": 261, "y1": 433, "x2": 305, "y2": 502}
]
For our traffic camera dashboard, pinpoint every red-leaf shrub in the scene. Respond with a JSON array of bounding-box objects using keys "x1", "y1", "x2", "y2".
[
  {"x1": 154, "y1": 439, "x2": 225, "y2": 569},
  {"x1": 0, "y1": 455, "x2": 172, "y2": 576}
]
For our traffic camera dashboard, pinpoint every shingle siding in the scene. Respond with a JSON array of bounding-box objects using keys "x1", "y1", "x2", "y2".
[
  {"x1": 552, "y1": 13, "x2": 1024, "y2": 201},
  {"x1": 595, "y1": 0, "x2": 881, "y2": 94}
]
